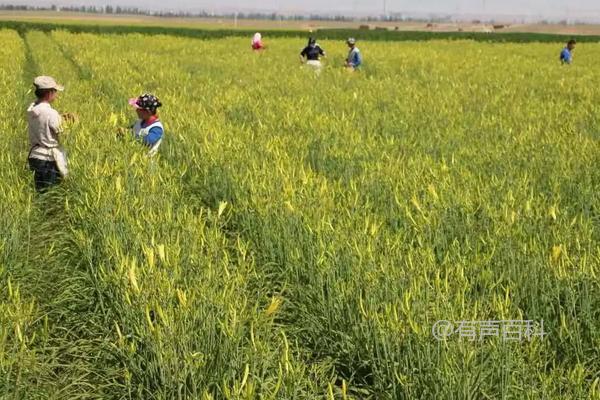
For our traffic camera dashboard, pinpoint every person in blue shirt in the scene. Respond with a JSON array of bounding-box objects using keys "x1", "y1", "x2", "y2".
[
  {"x1": 345, "y1": 38, "x2": 362, "y2": 71},
  {"x1": 126, "y1": 93, "x2": 164, "y2": 155},
  {"x1": 560, "y1": 39, "x2": 576, "y2": 65}
]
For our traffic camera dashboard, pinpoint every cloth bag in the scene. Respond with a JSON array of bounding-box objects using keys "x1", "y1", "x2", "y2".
[{"x1": 51, "y1": 147, "x2": 69, "y2": 177}]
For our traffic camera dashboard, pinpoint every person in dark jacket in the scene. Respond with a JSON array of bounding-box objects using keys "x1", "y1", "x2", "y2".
[{"x1": 300, "y1": 37, "x2": 326, "y2": 71}]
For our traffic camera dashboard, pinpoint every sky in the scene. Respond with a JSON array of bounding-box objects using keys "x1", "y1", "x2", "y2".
[{"x1": 6, "y1": 0, "x2": 600, "y2": 20}]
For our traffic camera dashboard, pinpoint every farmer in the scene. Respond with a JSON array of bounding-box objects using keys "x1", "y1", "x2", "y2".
[
  {"x1": 300, "y1": 37, "x2": 326, "y2": 70},
  {"x1": 252, "y1": 32, "x2": 265, "y2": 51},
  {"x1": 127, "y1": 93, "x2": 164, "y2": 156},
  {"x1": 27, "y1": 76, "x2": 75, "y2": 192},
  {"x1": 345, "y1": 38, "x2": 362, "y2": 70},
  {"x1": 560, "y1": 39, "x2": 576, "y2": 64}
]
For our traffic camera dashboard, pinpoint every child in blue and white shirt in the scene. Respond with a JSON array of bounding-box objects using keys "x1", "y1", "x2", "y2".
[{"x1": 127, "y1": 93, "x2": 164, "y2": 155}]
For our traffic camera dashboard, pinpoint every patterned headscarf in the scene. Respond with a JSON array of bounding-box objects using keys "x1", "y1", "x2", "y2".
[{"x1": 129, "y1": 93, "x2": 162, "y2": 112}]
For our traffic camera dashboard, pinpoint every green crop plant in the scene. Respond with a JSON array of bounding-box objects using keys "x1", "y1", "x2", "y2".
[{"x1": 0, "y1": 29, "x2": 599, "y2": 399}]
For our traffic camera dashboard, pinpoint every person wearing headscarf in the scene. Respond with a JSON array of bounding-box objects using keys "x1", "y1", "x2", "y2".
[
  {"x1": 252, "y1": 32, "x2": 265, "y2": 51},
  {"x1": 127, "y1": 93, "x2": 164, "y2": 155}
]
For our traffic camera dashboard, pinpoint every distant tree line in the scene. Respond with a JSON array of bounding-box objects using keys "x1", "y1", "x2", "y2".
[
  {"x1": 0, "y1": 3, "x2": 430, "y2": 22},
  {"x1": 0, "y1": 4, "x2": 361, "y2": 21},
  {"x1": 2, "y1": 4, "x2": 591, "y2": 24},
  {"x1": 0, "y1": 4, "x2": 143, "y2": 15}
]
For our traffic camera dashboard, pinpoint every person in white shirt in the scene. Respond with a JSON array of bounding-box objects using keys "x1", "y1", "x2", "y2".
[{"x1": 27, "y1": 76, "x2": 75, "y2": 192}]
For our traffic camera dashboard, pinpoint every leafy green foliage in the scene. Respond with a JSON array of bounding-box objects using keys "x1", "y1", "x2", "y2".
[{"x1": 1, "y1": 29, "x2": 600, "y2": 399}]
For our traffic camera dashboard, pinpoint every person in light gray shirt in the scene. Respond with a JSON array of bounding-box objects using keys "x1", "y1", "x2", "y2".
[{"x1": 27, "y1": 76, "x2": 75, "y2": 192}]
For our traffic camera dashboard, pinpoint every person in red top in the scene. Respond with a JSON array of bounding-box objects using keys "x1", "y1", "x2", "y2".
[{"x1": 252, "y1": 32, "x2": 265, "y2": 51}]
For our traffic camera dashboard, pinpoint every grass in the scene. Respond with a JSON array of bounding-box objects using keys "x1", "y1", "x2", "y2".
[{"x1": 0, "y1": 28, "x2": 599, "y2": 399}]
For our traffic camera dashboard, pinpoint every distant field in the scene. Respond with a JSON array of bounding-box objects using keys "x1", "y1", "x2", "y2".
[{"x1": 2, "y1": 11, "x2": 600, "y2": 35}]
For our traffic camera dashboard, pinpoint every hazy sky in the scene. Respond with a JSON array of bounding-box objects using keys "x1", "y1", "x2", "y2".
[{"x1": 8, "y1": 0, "x2": 600, "y2": 19}]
